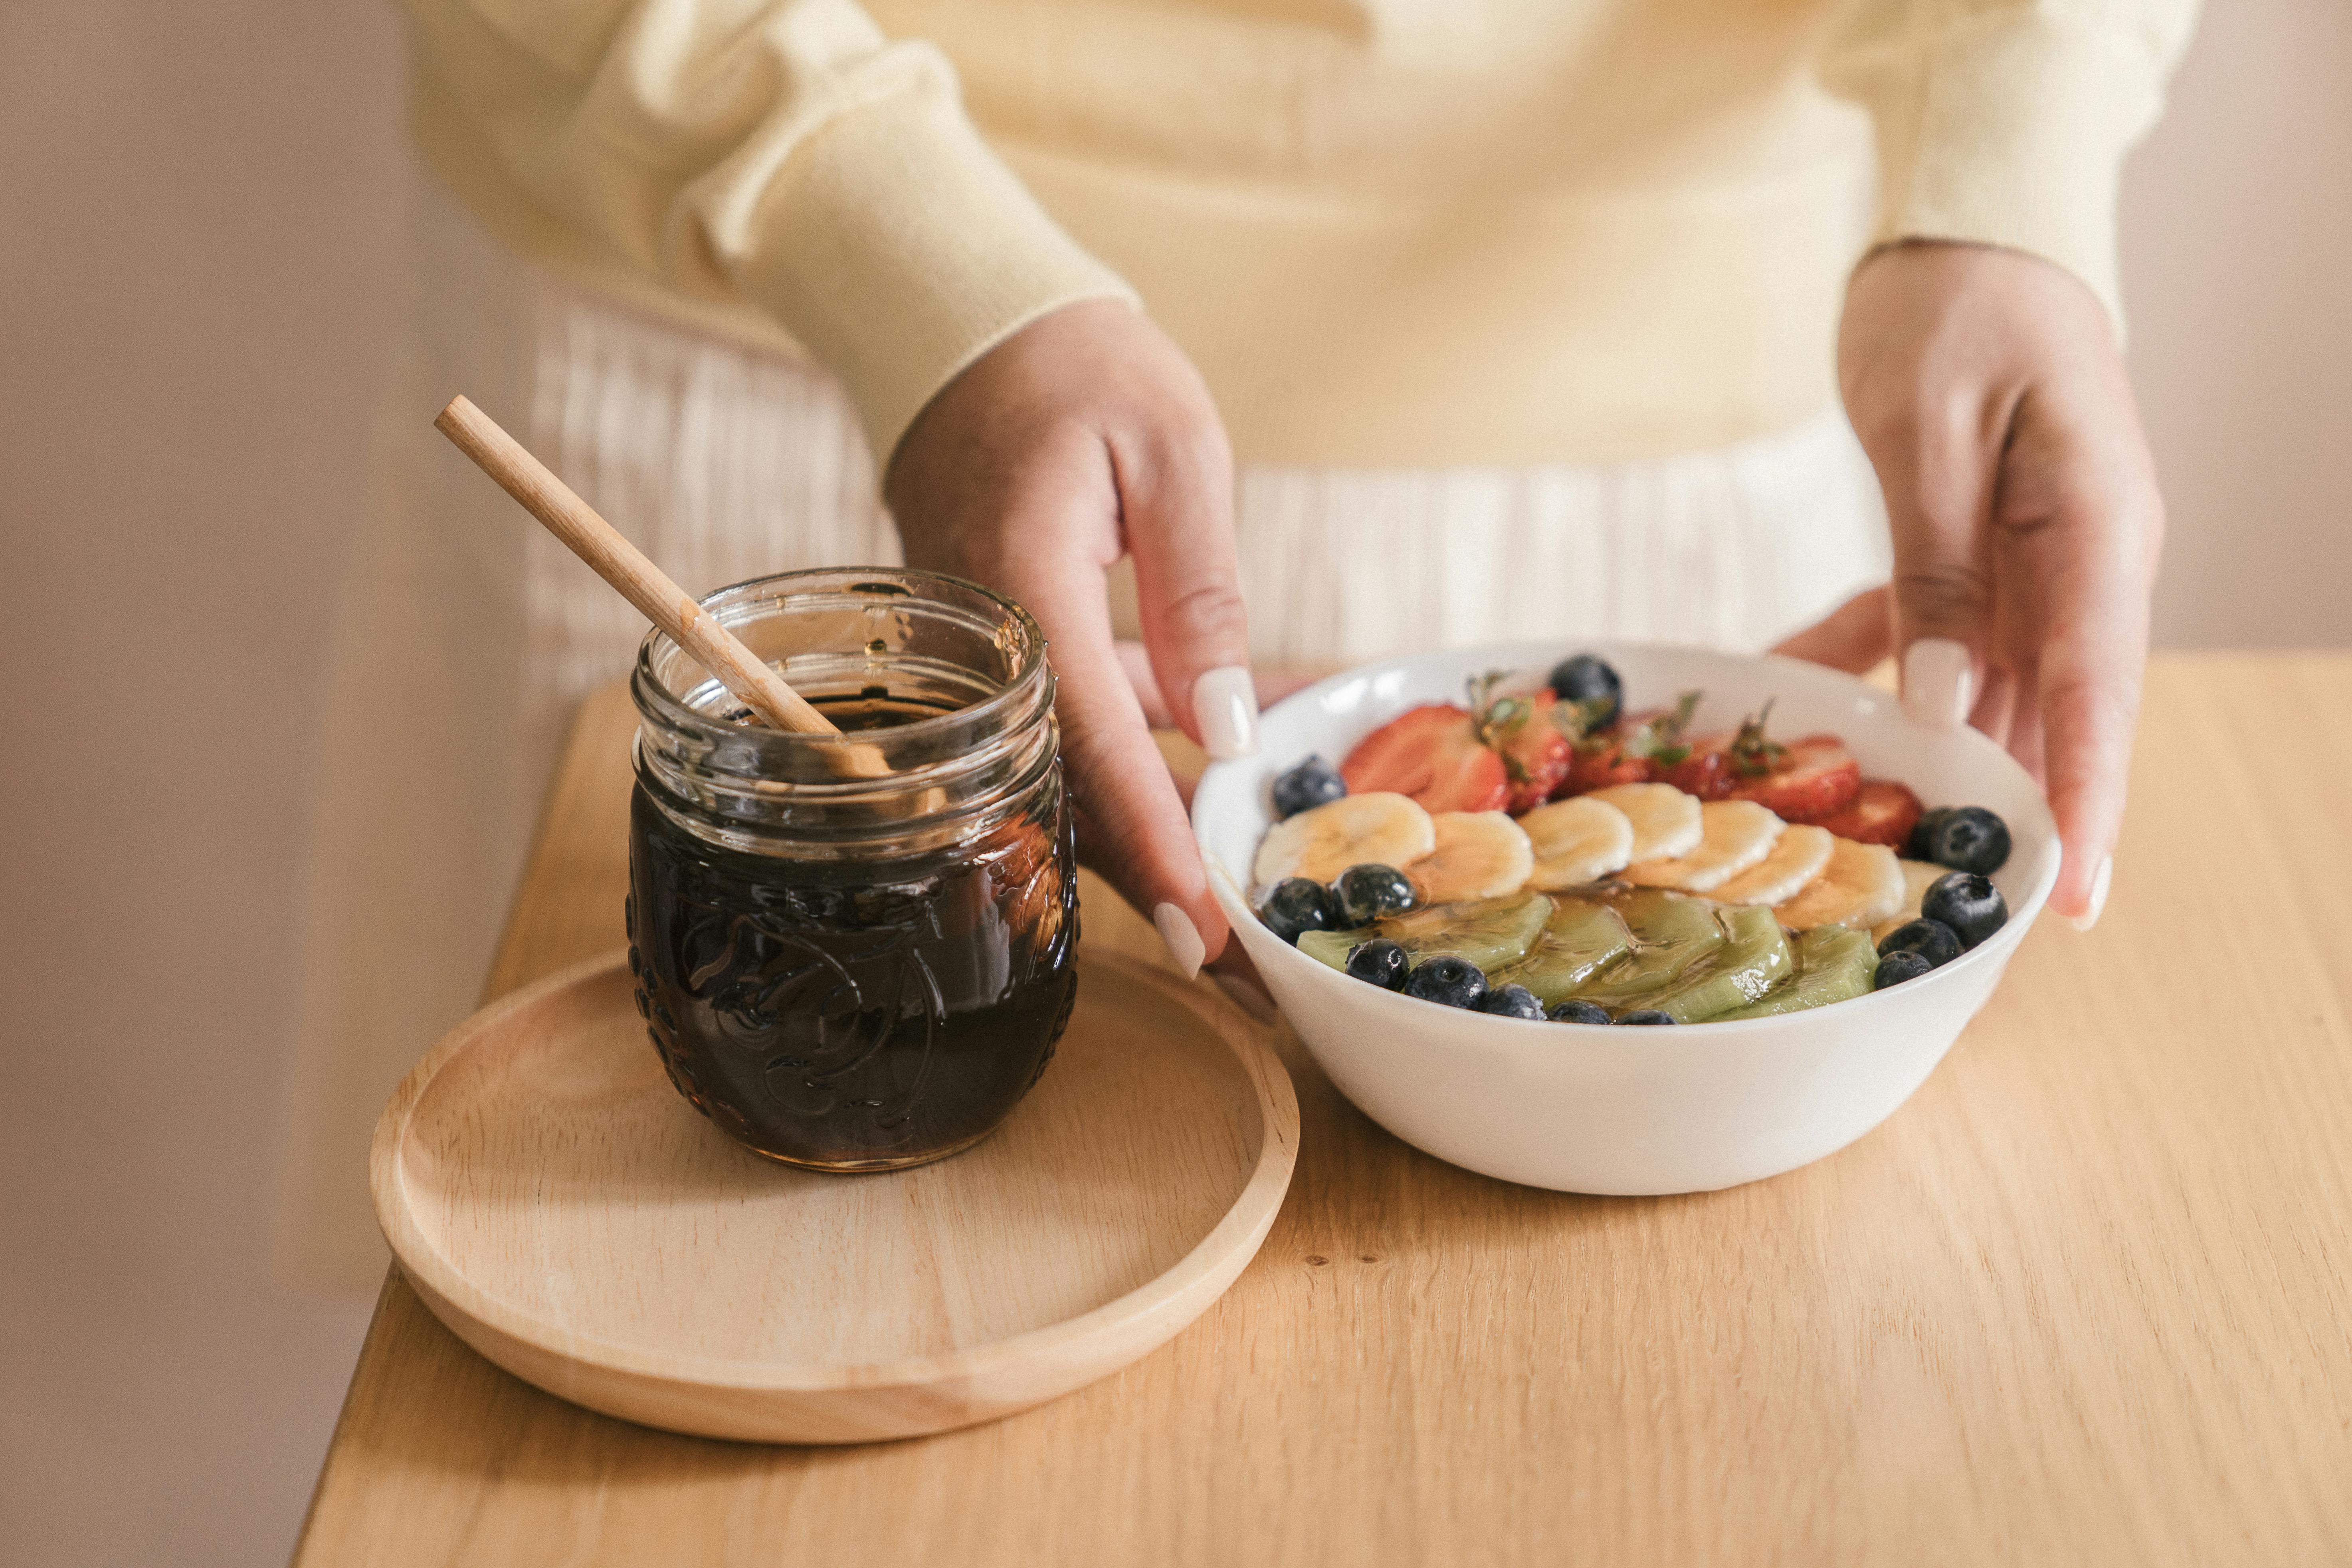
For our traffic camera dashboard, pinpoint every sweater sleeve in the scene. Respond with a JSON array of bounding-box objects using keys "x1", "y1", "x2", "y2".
[
  {"x1": 1817, "y1": 0, "x2": 2200, "y2": 332},
  {"x1": 399, "y1": 0, "x2": 1137, "y2": 461}
]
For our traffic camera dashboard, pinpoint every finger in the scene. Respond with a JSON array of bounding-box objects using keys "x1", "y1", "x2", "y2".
[
  {"x1": 1771, "y1": 584, "x2": 1893, "y2": 672},
  {"x1": 1118, "y1": 644, "x2": 1330, "y2": 730},
  {"x1": 1018, "y1": 551, "x2": 1232, "y2": 976},
  {"x1": 1968, "y1": 662, "x2": 2021, "y2": 754},
  {"x1": 1851, "y1": 384, "x2": 2013, "y2": 731},
  {"x1": 1112, "y1": 419, "x2": 1258, "y2": 761}
]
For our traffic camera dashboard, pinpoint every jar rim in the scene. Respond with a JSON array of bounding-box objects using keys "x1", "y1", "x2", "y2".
[{"x1": 631, "y1": 566, "x2": 1048, "y2": 764}]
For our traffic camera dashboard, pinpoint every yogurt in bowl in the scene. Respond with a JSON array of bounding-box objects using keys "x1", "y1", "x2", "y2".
[{"x1": 1192, "y1": 642, "x2": 2059, "y2": 1195}]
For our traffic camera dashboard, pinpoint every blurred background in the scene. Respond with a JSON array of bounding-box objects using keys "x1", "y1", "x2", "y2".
[{"x1": 1, "y1": 2, "x2": 2345, "y2": 1563}]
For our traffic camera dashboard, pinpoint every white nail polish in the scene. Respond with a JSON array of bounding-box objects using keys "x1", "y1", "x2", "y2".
[
  {"x1": 2069, "y1": 855, "x2": 2113, "y2": 933},
  {"x1": 1902, "y1": 639, "x2": 1974, "y2": 729},
  {"x1": 1192, "y1": 665, "x2": 1259, "y2": 760},
  {"x1": 1154, "y1": 902, "x2": 1207, "y2": 979},
  {"x1": 1213, "y1": 972, "x2": 1278, "y2": 1022}
]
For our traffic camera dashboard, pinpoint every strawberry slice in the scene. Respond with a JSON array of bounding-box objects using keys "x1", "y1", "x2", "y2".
[
  {"x1": 1727, "y1": 733, "x2": 1861, "y2": 823},
  {"x1": 1480, "y1": 688, "x2": 1574, "y2": 813},
  {"x1": 1811, "y1": 778, "x2": 1923, "y2": 847},
  {"x1": 1564, "y1": 729, "x2": 1652, "y2": 796},
  {"x1": 1651, "y1": 732, "x2": 1736, "y2": 800},
  {"x1": 1340, "y1": 704, "x2": 1509, "y2": 814}
]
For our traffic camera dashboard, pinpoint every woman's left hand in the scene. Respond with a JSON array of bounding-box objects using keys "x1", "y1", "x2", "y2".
[{"x1": 1778, "y1": 240, "x2": 2166, "y2": 929}]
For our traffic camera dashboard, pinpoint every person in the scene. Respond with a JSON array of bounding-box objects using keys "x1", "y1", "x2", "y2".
[{"x1": 278, "y1": 0, "x2": 2195, "y2": 1289}]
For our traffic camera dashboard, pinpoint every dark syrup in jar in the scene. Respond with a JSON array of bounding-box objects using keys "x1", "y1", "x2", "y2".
[{"x1": 627, "y1": 692, "x2": 1079, "y2": 1170}]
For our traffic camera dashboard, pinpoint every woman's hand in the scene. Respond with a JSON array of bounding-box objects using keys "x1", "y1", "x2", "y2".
[
  {"x1": 1788, "y1": 241, "x2": 2165, "y2": 929},
  {"x1": 885, "y1": 299, "x2": 1255, "y2": 975}
]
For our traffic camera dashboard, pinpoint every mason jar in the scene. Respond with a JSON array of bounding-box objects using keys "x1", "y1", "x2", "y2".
[{"x1": 626, "y1": 568, "x2": 1079, "y2": 1171}]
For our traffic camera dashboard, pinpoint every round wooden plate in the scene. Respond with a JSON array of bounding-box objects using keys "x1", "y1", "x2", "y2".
[{"x1": 371, "y1": 947, "x2": 1298, "y2": 1444}]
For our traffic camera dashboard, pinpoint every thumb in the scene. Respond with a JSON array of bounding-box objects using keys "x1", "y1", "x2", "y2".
[{"x1": 1115, "y1": 421, "x2": 1258, "y2": 763}]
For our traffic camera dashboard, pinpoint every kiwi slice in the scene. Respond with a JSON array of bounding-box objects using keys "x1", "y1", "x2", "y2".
[
  {"x1": 1297, "y1": 891, "x2": 1553, "y2": 976},
  {"x1": 1647, "y1": 905, "x2": 1794, "y2": 1024},
  {"x1": 1571, "y1": 888, "x2": 1727, "y2": 1008},
  {"x1": 1716, "y1": 925, "x2": 1879, "y2": 1020},
  {"x1": 1489, "y1": 896, "x2": 1634, "y2": 1006}
]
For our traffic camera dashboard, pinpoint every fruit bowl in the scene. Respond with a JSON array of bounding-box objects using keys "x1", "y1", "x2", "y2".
[{"x1": 1192, "y1": 642, "x2": 2060, "y2": 1195}]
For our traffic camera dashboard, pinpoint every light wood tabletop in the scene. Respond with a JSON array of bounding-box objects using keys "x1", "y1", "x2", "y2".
[{"x1": 295, "y1": 652, "x2": 2352, "y2": 1567}]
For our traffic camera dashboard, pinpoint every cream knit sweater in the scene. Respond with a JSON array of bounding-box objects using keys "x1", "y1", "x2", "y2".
[{"x1": 402, "y1": 0, "x2": 2196, "y2": 467}]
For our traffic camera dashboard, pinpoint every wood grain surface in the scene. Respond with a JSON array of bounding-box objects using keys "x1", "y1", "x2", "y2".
[
  {"x1": 296, "y1": 655, "x2": 2352, "y2": 1567},
  {"x1": 370, "y1": 947, "x2": 1296, "y2": 1443}
]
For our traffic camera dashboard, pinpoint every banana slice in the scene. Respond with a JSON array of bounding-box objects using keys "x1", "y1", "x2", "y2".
[
  {"x1": 1773, "y1": 837, "x2": 1908, "y2": 931},
  {"x1": 1520, "y1": 797, "x2": 1636, "y2": 889},
  {"x1": 1253, "y1": 792, "x2": 1436, "y2": 889},
  {"x1": 1713, "y1": 823, "x2": 1836, "y2": 907},
  {"x1": 1622, "y1": 799, "x2": 1785, "y2": 893},
  {"x1": 1872, "y1": 858, "x2": 1953, "y2": 943},
  {"x1": 1408, "y1": 810, "x2": 1535, "y2": 904},
  {"x1": 1586, "y1": 782, "x2": 1705, "y2": 863}
]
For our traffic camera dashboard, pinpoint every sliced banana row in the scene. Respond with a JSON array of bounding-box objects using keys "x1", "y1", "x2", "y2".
[{"x1": 1259, "y1": 781, "x2": 1919, "y2": 938}]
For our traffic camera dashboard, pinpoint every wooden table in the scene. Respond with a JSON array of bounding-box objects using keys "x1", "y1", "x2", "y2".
[{"x1": 296, "y1": 653, "x2": 2352, "y2": 1566}]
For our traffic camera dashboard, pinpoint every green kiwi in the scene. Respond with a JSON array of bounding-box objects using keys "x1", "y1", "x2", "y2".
[
  {"x1": 1571, "y1": 888, "x2": 1727, "y2": 1008},
  {"x1": 1715, "y1": 925, "x2": 1879, "y2": 1020},
  {"x1": 1646, "y1": 905, "x2": 1794, "y2": 1023},
  {"x1": 1489, "y1": 896, "x2": 1634, "y2": 1006},
  {"x1": 1296, "y1": 890, "x2": 1554, "y2": 976}
]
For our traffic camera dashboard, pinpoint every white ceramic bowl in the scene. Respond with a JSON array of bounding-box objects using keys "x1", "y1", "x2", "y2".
[{"x1": 1194, "y1": 642, "x2": 2059, "y2": 1195}]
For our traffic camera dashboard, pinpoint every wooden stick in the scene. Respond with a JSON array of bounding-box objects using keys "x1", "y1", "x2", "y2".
[{"x1": 435, "y1": 395, "x2": 839, "y2": 737}]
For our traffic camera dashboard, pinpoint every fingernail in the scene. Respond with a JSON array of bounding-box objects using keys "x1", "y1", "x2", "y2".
[
  {"x1": 1213, "y1": 972, "x2": 1278, "y2": 1022},
  {"x1": 1154, "y1": 902, "x2": 1207, "y2": 979},
  {"x1": 1901, "y1": 639, "x2": 1974, "y2": 729},
  {"x1": 1192, "y1": 666, "x2": 1259, "y2": 760},
  {"x1": 2069, "y1": 855, "x2": 2113, "y2": 933}
]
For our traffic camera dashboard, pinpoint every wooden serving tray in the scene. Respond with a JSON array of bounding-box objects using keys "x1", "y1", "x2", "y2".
[{"x1": 370, "y1": 947, "x2": 1297, "y2": 1444}]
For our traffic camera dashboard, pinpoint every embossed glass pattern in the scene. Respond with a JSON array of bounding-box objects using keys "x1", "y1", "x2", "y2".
[{"x1": 627, "y1": 570, "x2": 1078, "y2": 1170}]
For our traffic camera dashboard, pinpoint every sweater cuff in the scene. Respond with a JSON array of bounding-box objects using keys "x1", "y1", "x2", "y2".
[
  {"x1": 724, "y1": 69, "x2": 1139, "y2": 467},
  {"x1": 1857, "y1": 14, "x2": 2170, "y2": 337}
]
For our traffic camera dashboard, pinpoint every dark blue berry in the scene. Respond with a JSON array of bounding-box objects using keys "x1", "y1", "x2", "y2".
[
  {"x1": 1332, "y1": 863, "x2": 1418, "y2": 927},
  {"x1": 1402, "y1": 956, "x2": 1488, "y2": 1010},
  {"x1": 1921, "y1": 871, "x2": 2007, "y2": 949},
  {"x1": 1259, "y1": 878, "x2": 1336, "y2": 944},
  {"x1": 1270, "y1": 754, "x2": 1347, "y2": 820},
  {"x1": 1548, "y1": 999, "x2": 1614, "y2": 1026},
  {"x1": 1918, "y1": 805, "x2": 2011, "y2": 875},
  {"x1": 1877, "y1": 917, "x2": 1962, "y2": 969},
  {"x1": 1544, "y1": 653, "x2": 1623, "y2": 729},
  {"x1": 1344, "y1": 938, "x2": 1412, "y2": 991},
  {"x1": 1478, "y1": 983, "x2": 1546, "y2": 1020},
  {"x1": 1873, "y1": 950, "x2": 1933, "y2": 989},
  {"x1": 1615, "y1": 1009, "x2": 1677, "y2": 1026},
  {"x1": 1905, "y1": 807, "x2": 1951, "y2": 861}
]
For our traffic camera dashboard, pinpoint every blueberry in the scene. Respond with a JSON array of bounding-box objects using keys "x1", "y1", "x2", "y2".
[
  {"x1": 1548, "y1": 1000, "x2": 1614, "y2": 1026},
  {"x1": 1544, "y1": 653, "x2": 1623, "y2": 729},
  {"x1": 1873, "y1": 950, "x2": 1933, "y2": 989},
  {"x1": 1344, "y1": 938, "x2": 1412, "y2": 991},
  {"x1": 1877, "y1": 917, "x2": 1962, "y2": 969},
  {"x1": 1478, "y1": 983, "x2": 1546, "y2": 1020},
  {"x1": 1332, "y1": 863, "x2": 1418, "y2": 927},
  {"x1": 1614, "y1": 1009, "x2": 1677, "y2": 1026},
  {"x1": 1905, "y1": 807, "x2": 1951, "y2": 862},
  {"x1": 1402, "y1": 956, "x2": 1488, "y2": 1010},
  {"x1": 1921, "y1": 871, "x2": 2007, "y2": 949},
  {"x1": 1271, "y1": 754, "x2": 1347, "y2": 820},
  {"x1": 1258, "y1": 877, "x2": 1336, "y2": 944},
  {"x1": 1918, "y1": 805, "x2": 2011, "y2": 875}
]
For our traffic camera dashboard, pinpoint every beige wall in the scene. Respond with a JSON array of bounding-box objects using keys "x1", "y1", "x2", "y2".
[{"x1": 1, "y1": 3, "x2": 2344, "y2": 1564}]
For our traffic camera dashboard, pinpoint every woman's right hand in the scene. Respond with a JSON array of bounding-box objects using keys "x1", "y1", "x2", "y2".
[{"x1": 885, "y1": 299, "x2": 1255, "y2": 976}]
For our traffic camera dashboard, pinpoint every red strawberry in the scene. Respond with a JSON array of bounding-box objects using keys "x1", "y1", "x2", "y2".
[
  {"x1": 1727, "y1": 733, "x2": 1861, "y2": 823},
  {"x1": 1340, "y1": 704, "x2": 1509, "y2": 813},
  {"x1": 1480, "y1": 688, "x2": 1574, "y2": 813},
  {"x1": 1564, "y1": 730, "x2": 1652, "y2": 795},
  {"x1": 1811, "y1": 778, "x2": 1924, "y2": 847},
  {"x1": 1651, "y1": 732, "x2": 1736, "y2": 799}
]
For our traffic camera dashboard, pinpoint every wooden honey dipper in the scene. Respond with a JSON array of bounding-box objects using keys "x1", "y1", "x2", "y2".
[{"x1": 435, "y1": 395, "x2": 888, "y2": 774}]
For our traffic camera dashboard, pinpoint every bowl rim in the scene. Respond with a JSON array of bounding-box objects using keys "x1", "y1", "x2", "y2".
[{"x1": 1194, "y1": 639, "x2": 2061, "y2": 1043}]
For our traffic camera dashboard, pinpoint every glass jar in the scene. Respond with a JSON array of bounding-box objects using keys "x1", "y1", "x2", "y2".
[{"x1": 626, "y1": 568, "x2": 1078, "y2": 1171}]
